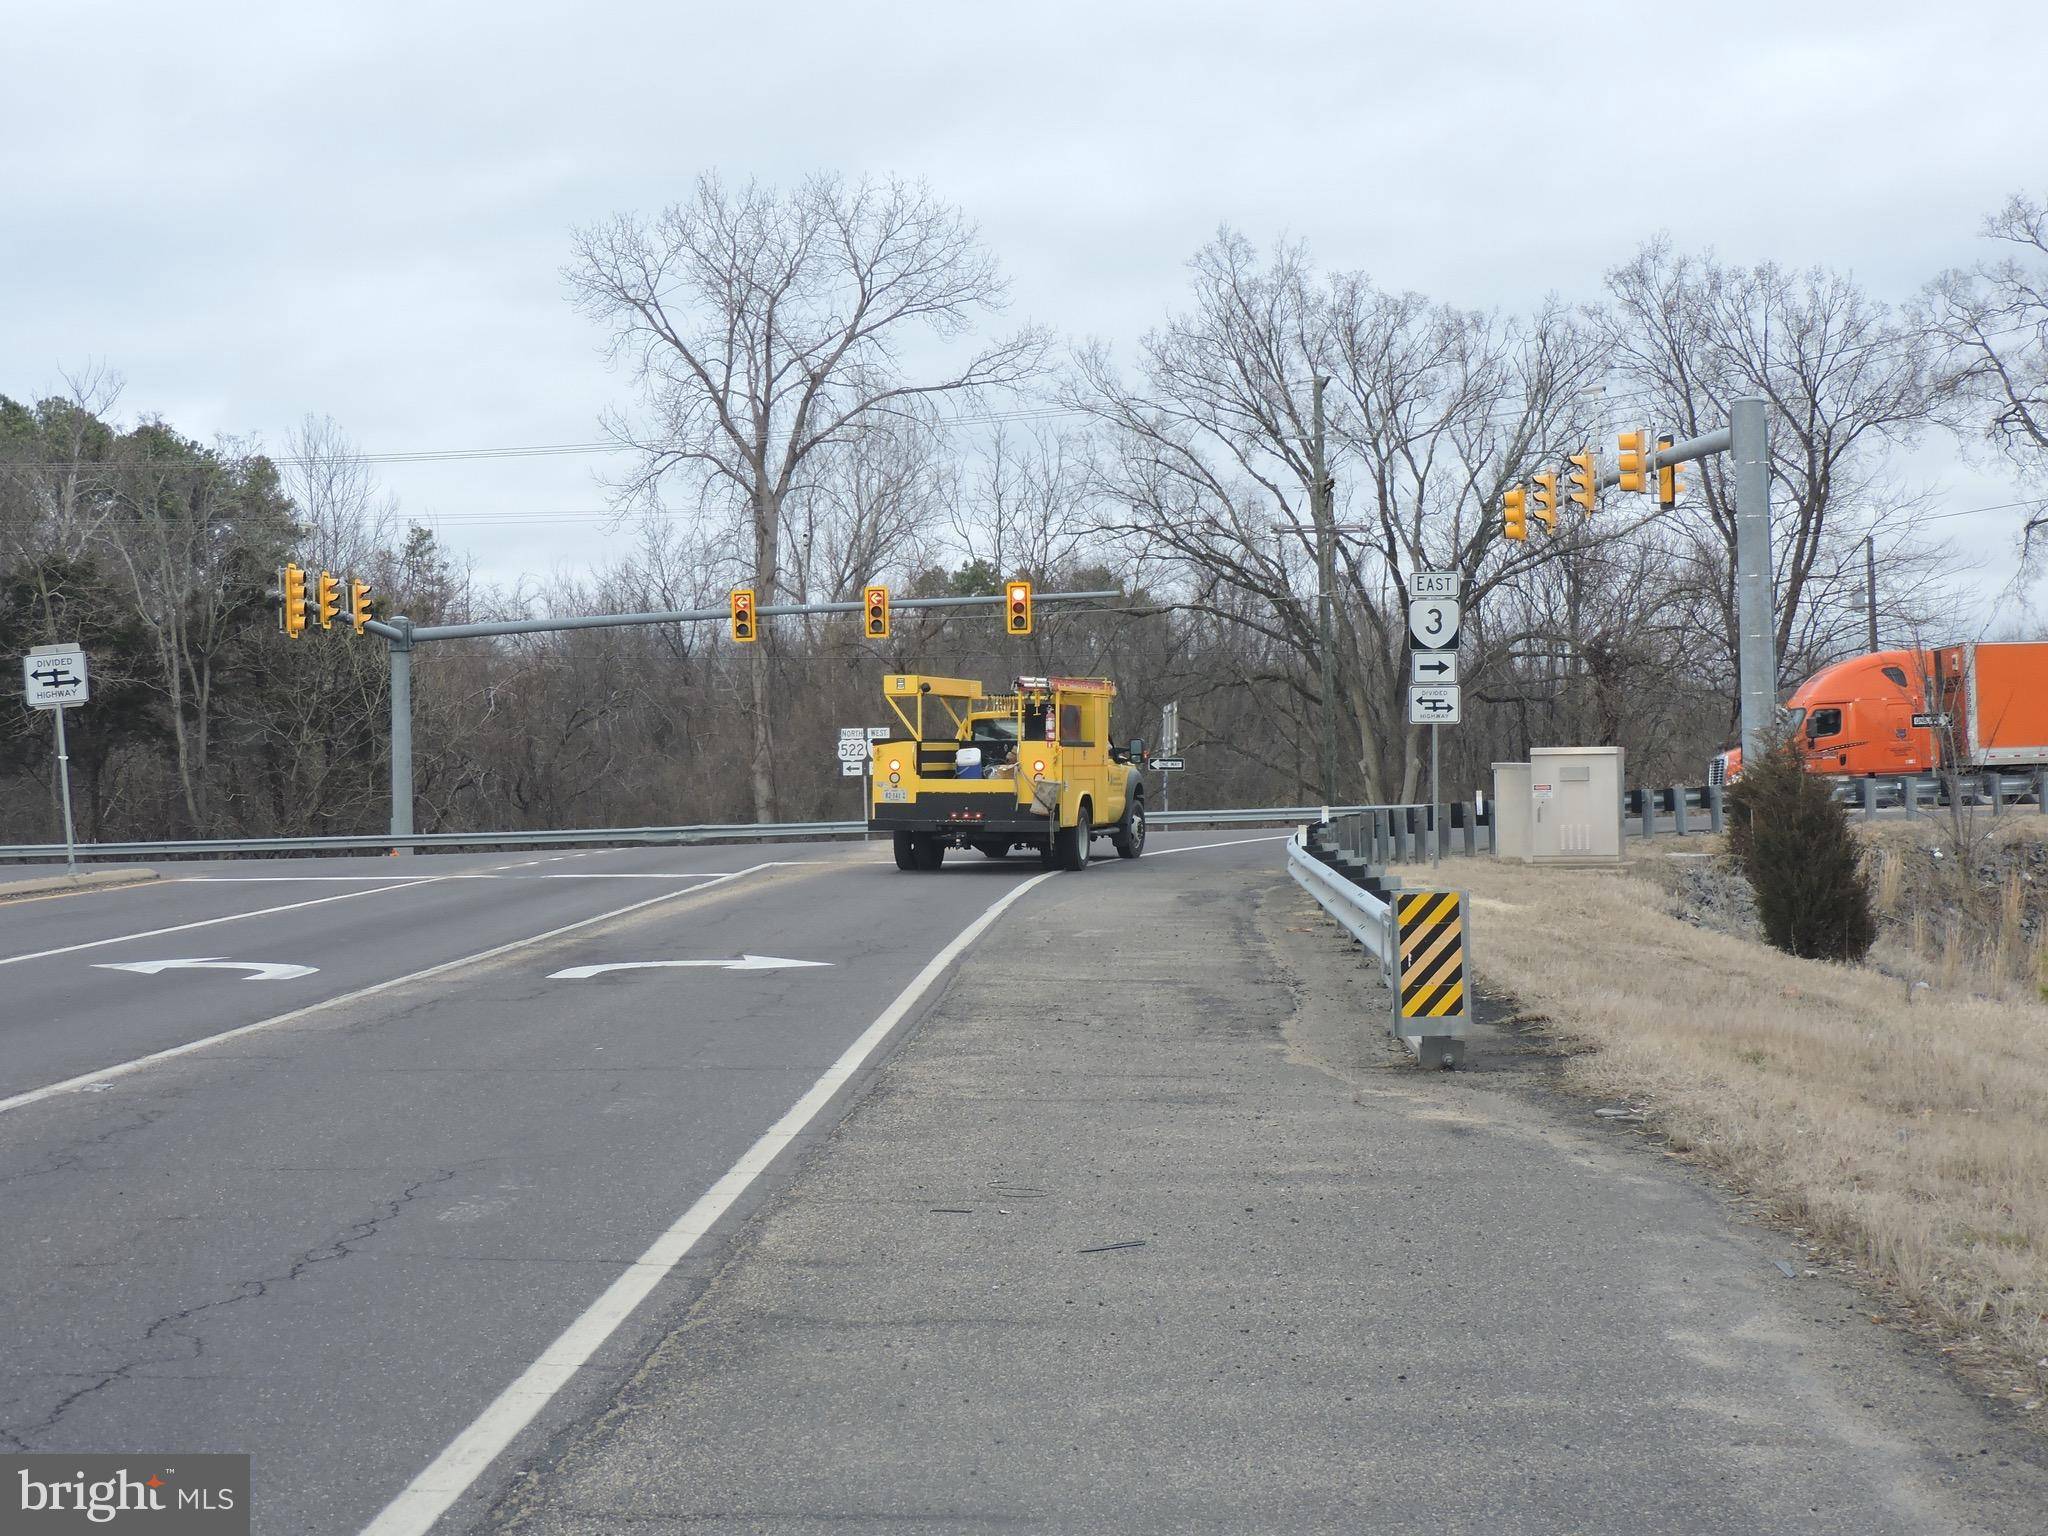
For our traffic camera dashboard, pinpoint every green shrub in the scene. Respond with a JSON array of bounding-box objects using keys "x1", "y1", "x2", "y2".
[{"x1": 1724, "y1": 736, "x2": 1877, "y2": 962}]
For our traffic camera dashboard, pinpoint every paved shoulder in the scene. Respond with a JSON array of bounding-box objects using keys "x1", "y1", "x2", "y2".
[{"x1": 488, "y1": 854, "x2": 2048, "y2": 1534}]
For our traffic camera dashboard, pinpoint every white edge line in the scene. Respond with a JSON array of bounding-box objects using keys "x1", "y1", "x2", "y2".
[
  {"x1": 0, "y1": 865, "x2": 779, "y2": 1118},
  {"x1": 0, "y1": 878, "x2": 452, "y2": 967},
  {"x1": 356, "y1": 865, "x2": 1061, "y2": 1536},
  {"x1": 1145, "y1": 832, "x2": 1295, "y2": 856}
]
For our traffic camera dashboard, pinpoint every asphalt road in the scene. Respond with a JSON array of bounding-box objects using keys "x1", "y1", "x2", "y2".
[{"x1": 0, "y1": 830, "x2": 1279, "y2": 1533}]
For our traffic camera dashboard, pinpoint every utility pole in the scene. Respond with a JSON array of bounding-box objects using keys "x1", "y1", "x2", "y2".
[
  {"x1": 1311, "y1": 376, "x2": 1337, "y2": 804},
  {"x1": 1864, "y1": 534, "x2": 1878, "y2": 653}
]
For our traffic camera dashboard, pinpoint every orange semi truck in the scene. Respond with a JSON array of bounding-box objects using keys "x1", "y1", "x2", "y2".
[{"x1": 1711, "y1": 641, "x2": 2048, "y2": 784}]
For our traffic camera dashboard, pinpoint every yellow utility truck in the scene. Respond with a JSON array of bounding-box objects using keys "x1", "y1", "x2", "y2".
[{"x1": 869, "y1": 673, "x2": 1146, "y2": 871}]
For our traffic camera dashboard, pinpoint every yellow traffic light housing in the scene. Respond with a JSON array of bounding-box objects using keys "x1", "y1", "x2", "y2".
[
  {"x1": 1657, "y1": 433, "x2": 1682, "y2": 509},
  {"x1": 1502, "y1": 485, "x2": 1528, "y2": 542},
  {"x1": 863, "y1": 583, "x2": 890, "y2": 639},
  {"x1": 729, "y1": 588, "x2": 757, "y2": 643},
  {"x1": 1004, "y1": 579, "x2": 1033, "y2": 636},
  {"x1": 1617, "y1": 430, "x2": 1647, "y2": 493},
  {"x1": 280, "y1": 563, "x2": 308, "y2": 637},
  {"x1": 316, "y1": 570, "x2": 341, "y2": 630},
  {"x1": 349, "y1": 579, "x2": 372, "y2": 635},
  {"x1": 1567, "y1": 451, "x2": 1597, "y2": 513},
  {"x1": 1532, "y1": 472, "x2": 1559, "y2": 533}
]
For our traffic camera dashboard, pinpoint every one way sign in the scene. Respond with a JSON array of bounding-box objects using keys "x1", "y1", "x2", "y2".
[{"x1": 1410, "y1": 651, "x2": 1459, "y2": 685}]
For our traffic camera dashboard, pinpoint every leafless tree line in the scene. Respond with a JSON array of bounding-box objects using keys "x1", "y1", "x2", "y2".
[{"x1": 3, "y1": 175, "x2": 2041, "y2": 843}]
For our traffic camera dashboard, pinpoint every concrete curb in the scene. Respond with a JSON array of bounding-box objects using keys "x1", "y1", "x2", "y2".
[{"x1": 0, "y1": 867, "x2": 158, "y2": 901}]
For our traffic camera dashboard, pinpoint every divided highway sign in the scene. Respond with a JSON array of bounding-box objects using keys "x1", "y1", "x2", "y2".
[
  {"x1": 22, "y1": 644, "x2": 89, "y2": 708},
  {"x1": 1408, "y1": 685, "x2": 1462, "y2": 725}
]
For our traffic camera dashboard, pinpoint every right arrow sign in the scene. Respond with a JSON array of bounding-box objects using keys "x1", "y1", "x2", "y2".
[{"x1": 1410, "y1": 651, "x2": 1459, "y2": 685}]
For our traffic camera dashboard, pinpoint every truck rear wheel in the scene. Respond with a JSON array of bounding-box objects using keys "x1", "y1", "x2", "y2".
[
  {"x1": 1112, "y1": 796, "x2": 1146, "y2": 859},
  {"x1": 1055, "y1": 806, "x2": 1091, "y2": 871},
  {"x1": 915, "y1": 835, "x2": 946, "y2": 871},
  {"x1": 892, "y1": 832, "x2": 918, "y2": 871}
]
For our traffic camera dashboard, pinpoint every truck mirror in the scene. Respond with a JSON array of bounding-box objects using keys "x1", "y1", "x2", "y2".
[{"x1": 1129, "y1": 739, "x2": 1146, "y2": 757}]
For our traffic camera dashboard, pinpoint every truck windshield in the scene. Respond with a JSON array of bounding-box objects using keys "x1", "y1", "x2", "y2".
[{"x1": 1783, "y1": 707, "x2": 1806, "y2": 735}]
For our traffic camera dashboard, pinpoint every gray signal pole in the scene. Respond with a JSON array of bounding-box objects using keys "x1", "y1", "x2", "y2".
[
  {"x1": 1729, "y1": 397, "x2": 1776, "y2": 764},
  {"x1": 1590, "y1": 396, "x2": 1774, "y2": 765},
  {"x1": 1311, "y1": 376, "x2": 1337, "y2": 804}
]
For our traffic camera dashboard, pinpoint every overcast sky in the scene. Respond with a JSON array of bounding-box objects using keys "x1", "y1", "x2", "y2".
[{"x1": 4, "y1": 0, "x2": 2043, "y2": 618}]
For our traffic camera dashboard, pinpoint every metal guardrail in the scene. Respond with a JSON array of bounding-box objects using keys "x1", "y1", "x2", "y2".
[
  {"x1": 0, "y1": 821, "x2": 869, "y2": 863},
  {"x1": 1286, "y1": 827, "x2": 1396, "y2": 970},
  {"x1": 0, "y1": 803, "x2": 1388, "y2": 864}
]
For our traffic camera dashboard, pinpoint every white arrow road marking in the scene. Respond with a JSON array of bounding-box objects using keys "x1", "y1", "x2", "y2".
[
  {"x1": 546, "y1": 955, "x2": 831, "y2": 980},
  {"x1": 92, "y1": 957, "x2": 320, "y2": 981}
]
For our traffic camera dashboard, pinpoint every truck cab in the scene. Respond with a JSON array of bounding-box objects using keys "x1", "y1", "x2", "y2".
[{"x1": 868, "y1": 673, "x2": 1145, "y2": 871}]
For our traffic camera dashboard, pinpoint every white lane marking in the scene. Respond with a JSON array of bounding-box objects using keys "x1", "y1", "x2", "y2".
[
  {"x1": 0, "y1": 864, "x2": 783, "y2": 1118},
  {"x1": 0, "y1": 879, "x2": 448, "y2": 968},
  {"x1": 1144, "y1": 833, "x2": 1295, "y2": 856},
  {"x1": 547, "y1": 955, "x2": 830, "y2": 979},
  {"x1": 357, "y1": 865, "x2": 1060, "y2": 1536},
  {"x1": 93, "y1": 958, "x2": 319, "y2": 981},
  {"x1": 175, "y1": 873, "x2": 731, "y2": 883}
]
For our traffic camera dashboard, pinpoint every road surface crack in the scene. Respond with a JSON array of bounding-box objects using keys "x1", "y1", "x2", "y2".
[{"x1": 1, "y1": 1167, "x2": 458, "y2": 1446}]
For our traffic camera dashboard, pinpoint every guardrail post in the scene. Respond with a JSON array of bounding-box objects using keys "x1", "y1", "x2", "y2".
[
  {"x1": 1673, "y1": 787, "x2": 1690, "y2": 837},
  {"x1": 1860, "y1": 777, "x2": 1876, "y2": 819},
  {"x1": 1461, "y1": 800, "x2": 1477, "y2": 856},
  {"x1": 1708, "y1": 783, "x2": 1724, "y2": 835},
  {"x1": 1988, "y1": 772, "x2": 2003, "y2": 816},
  {"x1": 388, "y1": 618, "x2": 416, "y2": 853},
  {"x1": 2037, "y1": 767, "x2": 2047, "y2": 815},
  {"x1": 1640, "y1": 786, "x2": 1654, "y2": 841}
]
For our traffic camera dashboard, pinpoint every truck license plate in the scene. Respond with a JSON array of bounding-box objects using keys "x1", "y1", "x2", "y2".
[{"x1": 882, "y1": 786, "x2": 908, "y2": 802}]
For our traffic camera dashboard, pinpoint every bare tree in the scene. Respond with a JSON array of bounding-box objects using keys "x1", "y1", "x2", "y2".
[
  {"x1": 1923, "y1": 190, "x2": 2048, "y2": 570},
  {"x1": 1074, "y1": 229, "x2": 1604, "y2": 800},
  {"x1": 565, "y1": 173, "x2": 1050, "y2": 819}
]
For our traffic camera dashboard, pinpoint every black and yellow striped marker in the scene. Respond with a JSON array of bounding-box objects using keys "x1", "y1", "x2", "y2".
[{"x1": 1396, "y1": 891, "x2": 1466, "y2": 1020}]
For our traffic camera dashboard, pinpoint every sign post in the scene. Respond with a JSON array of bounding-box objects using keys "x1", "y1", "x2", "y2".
[
  {"x1": 1158, "y1": 702, "x2": 1179, "y2": 813},
  {"x1": 1407, "y1": 579, "x2": 1462, "y2": 867},
  {"x1": 23, "y1": 644, "x2": 90, "y2": 875}
]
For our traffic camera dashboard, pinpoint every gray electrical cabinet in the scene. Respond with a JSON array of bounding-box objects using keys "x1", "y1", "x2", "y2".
[
  {"x1": 1491, "y1": 762, "x2": 1532, "y2": 860},
  {"x1": 1528, "y1": 746, "x2": 1625, "y2": 865}
]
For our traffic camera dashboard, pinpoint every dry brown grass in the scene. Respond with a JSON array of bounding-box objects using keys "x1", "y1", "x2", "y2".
[{"x1": 1399, "y1": 847, "x2": 2048, "y2": 1398}]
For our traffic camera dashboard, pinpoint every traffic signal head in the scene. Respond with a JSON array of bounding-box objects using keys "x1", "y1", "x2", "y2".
[
  {"x1": 863, "y1": 584, "x2": 890, "y2": 640},
  {"x1": 349, "y1": 578, "x2": 372, "y2": 635},
  {"x1": 1005, "y1": 579, "x2": 1033, "y2": 636},
  {"x1": 1502, "y1": 485, "x2": 1528, "y2": 542},
  {"x1": 1617, "y1": 430, "x2": 1647, "y2": 493},
  {"x1": 729, "y1": 588, "x2": 756, "y2": 643},
  {"x1": 1657, "y1": 433, "x2": 1681, "y2": 510},
  {"x1": 1567, "y1": 450, "x2": 1597, "y2": 513},
  {"x1": 280, "y1": 563, "x2": 308, "y2": 638},
  {"x1": 316, "y1": 570, "x2": 341, "y2": 630},
  {"x1": 1532, "y1": 472, "x2": 1558, "y2": 533}
]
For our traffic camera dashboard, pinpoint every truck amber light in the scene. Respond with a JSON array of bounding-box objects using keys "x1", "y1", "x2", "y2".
[
  {"x1": 888, "y1": 771, "x2": 900, "y2": 785},
  {"x1": 888, "y1": 759, "x2": 901, "y2": 774},
  {"x1": 1032, "y1": 759, "x2": 1046, "y2": 777}
]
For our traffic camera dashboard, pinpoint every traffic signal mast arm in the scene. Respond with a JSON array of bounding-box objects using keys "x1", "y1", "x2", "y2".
[
  {"x1": 1597, "y1": 424, "x2": 1732, "y2": 493},
  {"x1": 380, "y1": 588, "x2": 1121, "y2": 644}
]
